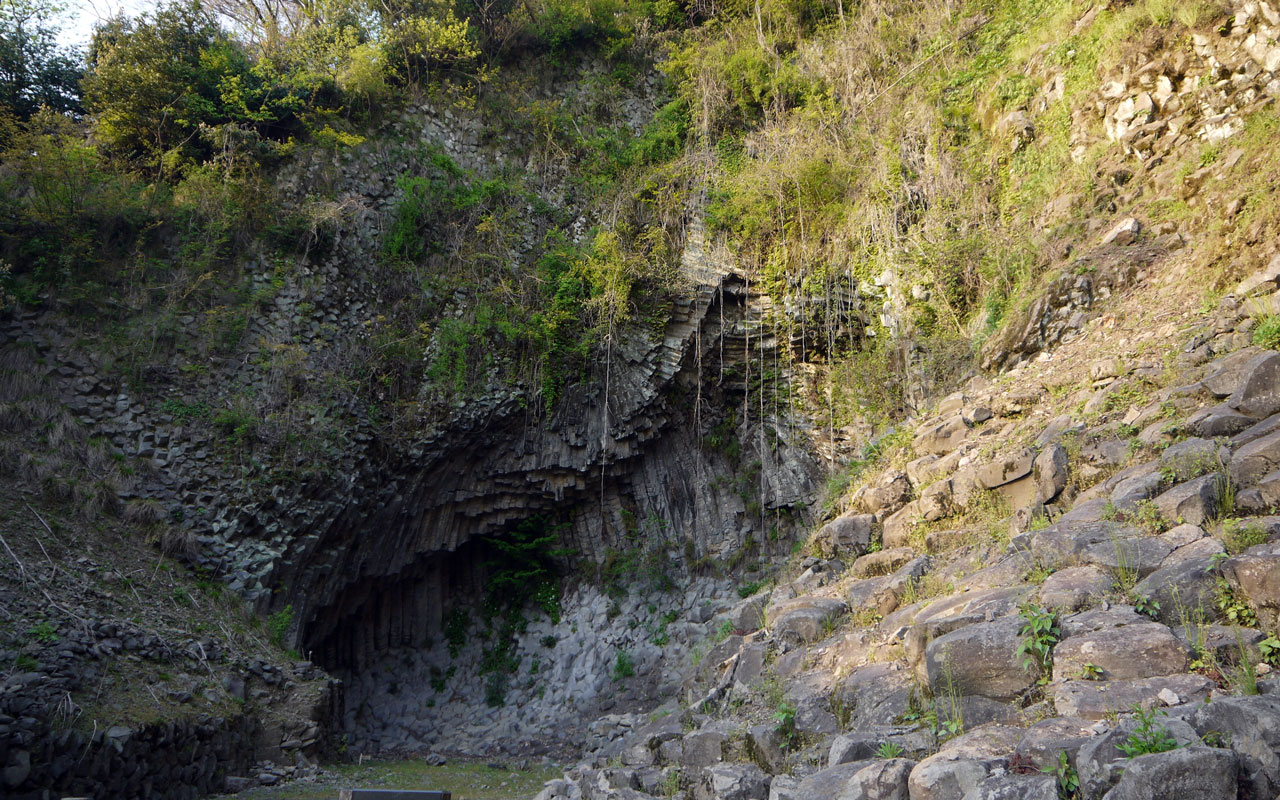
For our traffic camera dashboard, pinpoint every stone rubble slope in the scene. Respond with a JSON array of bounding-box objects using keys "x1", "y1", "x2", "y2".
[{"x1": 530, "y1": 234, "x2": 1280, "y2": 799}]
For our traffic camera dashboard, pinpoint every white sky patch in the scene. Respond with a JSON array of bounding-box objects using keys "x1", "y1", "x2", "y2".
[{"x1": 56, "y1": 0, "x2": 156, "y2": 48}]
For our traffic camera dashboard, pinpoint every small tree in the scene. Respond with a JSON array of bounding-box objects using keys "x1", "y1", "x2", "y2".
[{"x1": 0, "y1": 0, "x2": 84, "y2": 122}]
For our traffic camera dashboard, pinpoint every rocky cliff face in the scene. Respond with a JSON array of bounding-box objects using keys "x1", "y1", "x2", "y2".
[{"x1": 3, "y1": 85, "x2": 830, "y2": 761}]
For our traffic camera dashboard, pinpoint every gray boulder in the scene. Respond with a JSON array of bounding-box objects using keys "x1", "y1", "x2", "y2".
[
  {"x1": 1232, "y1": 430, "x2": 1280, "y2": 487},
  {"x1": 1222, "y1": 544, "x2": 1280, "y2": 630},
  {"x1": 1100, "y1": 746, "x2": 1237, "y2": 799},
  {"x1": 1151, "y1": 473, "x2": 1224, "y2": 526},
  {"x1": 1051, "y1": 623, "x2": 1189, "y2": 683},
  {"x1": 1226, "y1": 351, "x2": 1280, "y2": 419},
  {"x1": 1038, "y1": 566, "x2": 1113, "y2": 611},
  {"x1": 1076, "y1": 716, "x2": 1201, "y2": 798},
  {"x1": 1014, "y1": 716, "x2": 1099, "y2": 770},
  {"x1": 1190, "y1": 694, "x2": 1280, "y2": 799},
  {"x1": 924, "y1": 617, "x2": 1035, "y2": 702},
  {"x1": 1053, "y1": 674, "x2": 1214, "y2": 720},
  {"x1": 769, "y1": 597, "x2": 848, "y2": 646},
  {"x1": 815, "y1": 512, "x2": 876, "y2": 559},
  {"x1": 729, "y1": 594, "x2": 769, "y2": 633},
  {"x1": 1033, "y1": 444, "x2": 1069, "y2": 503},
  {"x1": 697, "y1": 763, "x2": 769, "y2": 800},
  {"x1": 838, "y1": 759, "x2": 914, "y2": 800},
  {"x1": 962, "y1": 774, "x2": 1057, "y2": 800},
  {"x1": 915, "y1": 415, "x2": 971, "y2": 456},
  {"x1": 1131, "y1": 557, "x2": 1219, "y2": 625},
  {"x1": 791, "y1": 761, "x2": 876, "y2": 800}
]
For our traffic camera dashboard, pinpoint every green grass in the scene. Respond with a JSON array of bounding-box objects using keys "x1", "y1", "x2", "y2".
[{"x1": 211, "y1": 758, "x2": 563, "y2": 800}]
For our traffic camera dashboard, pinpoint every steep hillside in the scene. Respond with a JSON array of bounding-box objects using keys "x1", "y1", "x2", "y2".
[{"x1": 5, "y1": 0, "x2": 1280, "y2": 798}]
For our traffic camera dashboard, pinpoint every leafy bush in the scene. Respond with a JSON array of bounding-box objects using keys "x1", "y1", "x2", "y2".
[
  {"x1": 612, "y1": 648, "x2": 635, "y2": 680},
  {"x1": 1118, "y1": 707, "x2": 1180, "y2": 758},
  {"x1": 0, "y1": 0, "x2": 83, "y2": 122},
  {"x1": 85, "y1": 1, "x2": 328, "y2": 175},
  {"x1": 1016, "y1": 603, "x2": 1060, "y2": 678},
  {"x1": 266, "y1": 604, "x2": 293, "y2": 647},
  {"x1": 482, "y1": 516, "x2": 574, "y2": 622}
]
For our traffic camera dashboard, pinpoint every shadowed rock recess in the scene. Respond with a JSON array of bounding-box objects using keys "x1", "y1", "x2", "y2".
[{"x1": 10, "y1": 0, "x2": 1280, "y2": 797}]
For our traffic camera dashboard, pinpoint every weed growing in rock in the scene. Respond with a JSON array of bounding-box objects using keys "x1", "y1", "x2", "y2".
[
  {"x1": 1079, "y1": 662, "x2": 1103, "y2": 681},
  {"x1": 1043, "y1": 750, "x2": 1080, "y2": 799},
  {"x1": 1118, "y1": 707, "x2": 1180, "y2": 758},
  {"x1": 612, "y1": 649, "x2": 635, "y2": 681},
  {"x1": 1211, "y1": 553, "x2": 1258, "y2": 627},
  {"x1": 772, "y1": 701, "x2": 797, "y2": 750},
  {"x1": 1131, "y1": 500, "x2": 1168, "y2": 535},
  {"x1": 266, "y1": 605, "x2": 293, "y2": 648},
  {"x1": 874, "y1": 741, "x2": 904, "y2": 759},
  {"x1": 1131, "y1": 593, "x2": 1161, "y2": 619},
  {"x1": 1016, "y1": 603, "x2": 1060, "y2": 680},
  {"x1": 26, "y1": 621, "x2": 57, "y2": 645},
  {"x1": 1221, "y1": 518, "x2": 1268, "y2": 554},
  {"x1": 1252, "y1": 314, "x2": 1280, "y2": 350},
  {"x1": 444, "y1": 608, "x2": 469, "y2": 657},
  {"x1": 714, "y1": 619, "x2": 735, "y2": 643},
  {"x1": 1260, "y1": 634, "x2": 1280, "y2": 666}
]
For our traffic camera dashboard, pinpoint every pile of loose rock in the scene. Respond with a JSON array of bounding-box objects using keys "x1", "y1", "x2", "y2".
[{"x1": 534, "y1": 277, "x2": 1280, "y2": 800}]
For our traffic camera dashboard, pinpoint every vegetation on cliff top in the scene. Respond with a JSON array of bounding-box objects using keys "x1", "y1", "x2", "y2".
[{"x1": 0, "y1": 0, "x2": 1255, "y2": 458}]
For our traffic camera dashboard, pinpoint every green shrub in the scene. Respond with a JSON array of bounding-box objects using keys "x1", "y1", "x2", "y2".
[
  {"x1": 1118, "y1": 707, "x2": 1180, "y2": 757},
  {"x1": 267, "y1": 604, "x2": 293, "y2": 647},
  {"x1": 1016, "y1": 603, "x2": 1060, "y2": 679},
  {"x1": 84, "y1": 1, "x2": 326, "y2": 175},
  {"x1": 612, "y1": 648, "x2": 635, "y2": 680},
  {"x1": 1254, "y1": 314, "x2": 1280, "y2": 349}
]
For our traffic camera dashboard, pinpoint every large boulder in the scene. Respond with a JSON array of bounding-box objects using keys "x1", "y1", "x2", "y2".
[
  {"x1": 1160, "y1": 438, "x2": 1226, "y2": 481},
  {"x1": 1231, "y1": 430, "x2": 1280, "y2": 488},
  {"x1": 924, "y1": 617, "x2": 1035, "y2": 702},
  {"x1": 833, "y1": 663, "x2": 915, "y2": 729},
  {"x1": 862, "y1": 472, "x2": 913, "y2": 516},
  {"x1": 1221, "y1": 544, "x2": 1280, "y2": 630},
  {"x1": 769, "y1": 597, "x2": 849, "y2": 646},
  {"x1": 814, "y1": 512, "x2": 876, "y2": 559},
  {"x1": 1053, "y1": 674, "x2": 1214, "y2": 720},
  {"x1": 1187, "y1": 404, "x2": 1256, "y2": 437},
  {"x1": 964, "y1": 774, "x2": 1056, "y2": 799},
  {"x1": 1100, "y1": 746, "x2": 1238, "y2": 799},
  {"x1": 791, "y1": 762, "x2": 876, "y2": 800},
  {"x1": 697, "y1": 763, "x2": 770, "y2": 800},
  {"x1": 1014, "y1": 716, "x2": 1098, "y2": 770},
  {"x1": 1080, "y1": 536, "x2": 1172, "y2": 579},
  {"x1": 1033, "y1": 444, "x2": 1069, "y2": 503},
  {"x1": 747, "y1": 725, "x2": 786, "y2": 775},
  {"x1": 1189, "y1": 694, "x2": 1280, "y2": 799},
  {"x1": 834, "y1": 759, "x2": 914, "y2": 800},
  {"x1": 1111, "y1": 469, "x2": 1165, "y2": 512},
  {"x1": 1226, "y1": 351, "x2": 1280, "y2": 419},
  {"x1": 906, "y1": 758, "x2": 991, "y2": 800},
  {"x1": 914, "y1": 415, "x2": 971, "y2": 457},
  {"x1": 1150, "y1": 473, "x2": 1224, "y2": 527},
  {"x1": 1131, "y1": 557, "x2": 1219, "y2": 625},
  {"x1": 829, "y1": 729, "x2": 933, "y2": 766},
  {"x1": 729, "y1": 594, "x2": 769, "y2": 633},
  {"x1": 975, "y1": 449, "x2": 1036, "y2": 490},
  {"x1": 1051, "y1": 623, "x2": 1189, "y2": 683},
  {"x1": 1075, "y1": 715, "x2": 1201, "y2": 798},
  {"x1": 681, "y1": 731, "x2": 726, "y2": 770},
  {"x1": 905, "y1": 726, "x2": 1021, "y2": 800},
  {"x1": 904, "y1": 587, "x2": 1030, "y2": 669},
  {"x1": 1010, "y1": 521, "x2": 1141, "y2": 571},
  {"x1": 1202, "y1": 347, "x2": 1264, "y2": 396},
  {"x1": 1037, "y1": 566, "x2": 1113, "y2": 611},
  {"x1": 853, "y1": 547, "x2": 916, "y2": 578}
]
